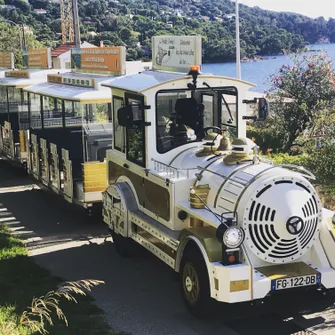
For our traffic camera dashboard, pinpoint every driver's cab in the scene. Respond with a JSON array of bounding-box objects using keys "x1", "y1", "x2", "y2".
[
  {"x1": 155, "y1": 86, "x2": 238, "y2": 155},
  {"x1": 103, "y1": 67, "x2": 268, "y2": 172}
]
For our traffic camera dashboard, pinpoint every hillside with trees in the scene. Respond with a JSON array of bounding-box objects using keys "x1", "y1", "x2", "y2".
[{"x1": 1, "y1": 0, "x2": 335, "y2": 62}]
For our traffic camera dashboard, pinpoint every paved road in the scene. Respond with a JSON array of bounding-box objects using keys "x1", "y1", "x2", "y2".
[{"x1": 0, "y1": 158, "x2": 335, "y2": 335}]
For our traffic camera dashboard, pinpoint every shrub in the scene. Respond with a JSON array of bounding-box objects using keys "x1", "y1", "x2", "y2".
[
  {"x1": 268, "y1": 52, "x2": 335, "y2": 153},
  {"x1": 265, "y1": 152, "x2": 309, "y2": 166},
  {"x1": 304, "y1": 145, "x2": 335, "y2": 185},
  {"x1": 247, "y1": 124, "x2": 284, "y2": 154}
]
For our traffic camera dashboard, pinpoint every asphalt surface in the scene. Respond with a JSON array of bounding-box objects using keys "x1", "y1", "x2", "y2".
[{"x1": 0, "y1": 157, "x2": 335, "y2": 335}]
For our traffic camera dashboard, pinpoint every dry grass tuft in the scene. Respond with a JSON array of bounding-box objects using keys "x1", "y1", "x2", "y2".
[{"x1": 18, "y1": 279, "x2": 104, "y2": 335}]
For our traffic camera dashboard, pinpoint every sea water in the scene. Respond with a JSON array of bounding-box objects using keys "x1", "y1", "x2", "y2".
[{"x1": 202, "y1": 44, "x2": 335, "y2": 93}]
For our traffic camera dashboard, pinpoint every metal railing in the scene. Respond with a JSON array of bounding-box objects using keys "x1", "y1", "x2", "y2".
[{"x1": 151, "y1": 158, "x2": 197, "y2": 179}]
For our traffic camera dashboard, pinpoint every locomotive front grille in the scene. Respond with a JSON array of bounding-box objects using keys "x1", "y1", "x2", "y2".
[{"x1": 243, "y1": 178, "x2": 322, "y2": 264}]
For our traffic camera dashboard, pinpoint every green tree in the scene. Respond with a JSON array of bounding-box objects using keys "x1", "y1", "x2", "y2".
[
  {"x1": 267, "y1": 53, "x2": 335, "y2": 153},
  {"x1": 0, "y1": 23, "x2": 43, "y2": 67},
  {"x1": 1, "y1": 0, "x2": 335, "y2": 63}
]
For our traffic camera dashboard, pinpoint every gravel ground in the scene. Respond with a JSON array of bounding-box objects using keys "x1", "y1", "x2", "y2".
[{"x1": 0, "y1": 157, "x2": 335, "y2": 335}]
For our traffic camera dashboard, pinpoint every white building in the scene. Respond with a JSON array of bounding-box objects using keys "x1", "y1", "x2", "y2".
[
  {"x1": 1, "y1": 5, "x2": 16, "y2": 10},
  {"x1": 51, "y1": 41, "x2": 96, "y2": 69},
  {"x1": 34, "y1": 8, "x2": 47, "y2": 14}
]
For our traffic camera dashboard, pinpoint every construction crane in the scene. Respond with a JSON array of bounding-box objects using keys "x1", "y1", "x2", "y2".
[{"x1": 60, "y1": 0, "x2": 81, "y2": 47}]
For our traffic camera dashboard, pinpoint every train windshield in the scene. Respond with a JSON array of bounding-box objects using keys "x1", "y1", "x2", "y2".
[{"x1": 156, "y1": 87, "x2": 237, "y2": 154}]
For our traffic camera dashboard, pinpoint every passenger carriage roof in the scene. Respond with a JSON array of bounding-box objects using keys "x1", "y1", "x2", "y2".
[
  {"x1": 0, "y1": 77, "x2": 27, "y2": 87},
  {"x1": 102, "y1": 70, "x2": 256, "y2": 94},
  {"x1": 0, "y1": 69, "x2": 63, "y2": 88},
  {"x1": 24, "y1": 72, "x2": 115, "y2": 102},
  {"x1": 51, "y1": 71, "x2": 116, "y2": 84},
  {"x1": 24, "y1": 83, "x2": 111, "y2": 102},
  {"x1": 102, "y1": 70, "x2": 186, "y2": 93},
  {"x1": 0, "y1": 77, "x2": 45, "y2": 88}
]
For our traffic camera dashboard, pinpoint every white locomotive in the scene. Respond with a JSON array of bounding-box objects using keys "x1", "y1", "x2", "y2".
[{"x1": 101, "y1": 62, "x2": 335, "y2": 316}]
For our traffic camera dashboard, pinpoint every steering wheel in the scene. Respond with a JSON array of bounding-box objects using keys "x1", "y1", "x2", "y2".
[{"x1": 203, "y1": 126, "x2": 222, "y2": 136}]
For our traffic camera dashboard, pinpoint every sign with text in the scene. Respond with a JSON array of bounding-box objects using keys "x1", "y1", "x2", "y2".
[
  {"x1": 47, "y1": 74, "x2": 63, "y2": 84},
  {"x1": 47, "y1": 74, "x2": 95, "y2": 88},
  {"x1": 5, "y1": 70, "x2": 30, "y2": 78},
  {"x1": 152, "y1": 36, "x2": 202, "y2": 73},
  {"x1": 0, "y1": 53, "x2": 14, "y2": 69},
  {"x1": 23, "y1": 48, "x2": 52, "y2": 69},
  {"x1": 71, "y1": 47, "x2": 126, "y2": 75}
]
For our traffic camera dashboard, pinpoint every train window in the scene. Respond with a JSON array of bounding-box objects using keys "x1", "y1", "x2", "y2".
[
  {"x1": 202, "y1": 94, "x2": 215, "y2": 128},
  {"x1": 18, "y1": 91, "x2": 29, "y2": 112},
  {"x1": 113, "y1": 96, "x2": 125, "y2": 153},
  {"x1": 95, "y1": 104, "x2": 109, "y2": 123},
  {"x1": 7, "y1": 87, "x2": 21, "y2": 113},
  {"x1": 125, "y1": 95, "x2": 145, "y2": 167},
  {"x1": 42, "y1": 97, "x2": 62, "y2": 128},
  {"x1": 64, "y1": 100, "x2": 75, "y2": 117},
  {"x1": 18, "y1": 91, "x2": 29, "y2": 129},
  {"x1": 83, "y1": 103, "x2": 109, "y2": 124},
  {"x1": 0, "y1": 86, "x2": 7, "y2": 114},
  {"x1": 64, "y1": 101, "x2": 83, "y2": 126},
  {"x1": 28, "y1": 93, "x2": 42, "y2": 128},
  {"x1": 220, "y1": 87, "x2": 238, "y2": 139},
  {"x1": 156, "y1": 90, "x2": 203, "y2": 154}
]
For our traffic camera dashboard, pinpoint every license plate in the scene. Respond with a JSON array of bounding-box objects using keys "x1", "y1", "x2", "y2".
[{"x1": 271, "y1": 273, "x2": 321, "y2": 291}]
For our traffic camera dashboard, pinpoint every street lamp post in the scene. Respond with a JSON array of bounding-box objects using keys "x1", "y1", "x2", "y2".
[{"x1": 235, "y1": 0, "x2": 241, "y2": 80}]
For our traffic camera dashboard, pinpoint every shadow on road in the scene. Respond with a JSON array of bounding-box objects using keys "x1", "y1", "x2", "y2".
[
  {"x1": 0, "y1": 158, "x2": 334, "y2": 335},
  {"x1": 0, "y1": 158, "x2": 34, "y2": 188}
]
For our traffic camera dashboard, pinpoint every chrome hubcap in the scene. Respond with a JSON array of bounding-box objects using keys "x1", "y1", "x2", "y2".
[
  {"x1": 183, "y1": 263, "x2": 200, "y2": 304},
  {"x1": 185, "y1": 276, "x2": 193, "y2": 292}
]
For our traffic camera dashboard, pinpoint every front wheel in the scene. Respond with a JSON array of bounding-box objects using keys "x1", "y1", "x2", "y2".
[{"x1": 180, "y1": 246, "x2": 214, "y2": 318}]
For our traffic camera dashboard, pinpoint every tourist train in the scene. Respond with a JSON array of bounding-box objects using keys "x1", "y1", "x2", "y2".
[{"x1": 0, "y1": 36, "x2": 335, "y2": 316}]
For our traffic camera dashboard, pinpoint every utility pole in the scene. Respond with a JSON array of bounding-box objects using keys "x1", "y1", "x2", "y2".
[
  {"x1": 72, "y1": 0, "x2": 81, "y2": 47},
  {"x1": 60, "y1": 0, "x2": 74, "y2": 44},
  {"x1": 235, "y1": 0, "x2": 241, "y2": 80},
  {"x1": 22, "y1": 24, "x2": 26, "y2": 51}
]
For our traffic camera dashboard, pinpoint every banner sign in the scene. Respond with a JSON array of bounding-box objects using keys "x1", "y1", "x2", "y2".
[
  {"x1": 47, "y1": 74, "x2": 95, "y2": 88},
  {"x1": 5, "y1": 70, "x2": 30, "y2": 78},
  {"x1": 152, "y1": 35, "x2": 202, "y2": 73},
  {"x1": 47, "y1": 74, "x2": 63, "y2": 84},
  {"x1": 71, "y1": 47, "x2": 126, "y2": 75},
  {"x1": 22, "y1": 48, "x2": 52, "y2": 69},
  {"x1": 0, "y1": 53, "x2": 14, "y2": 69}
]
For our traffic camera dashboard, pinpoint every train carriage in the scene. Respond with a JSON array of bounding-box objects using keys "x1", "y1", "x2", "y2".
[
  {"x1": 101, "y1": 36, "x2": 335, "y2": 316},
  {"x1": 21, "y1": 46, "x2": 145, "y2": 210},
  {"x1": 0, "y1": 69, "x2": 62, "y2": 164},
  {"x1": 23, "y1": 71, "x2": 115, "y2": 208}
]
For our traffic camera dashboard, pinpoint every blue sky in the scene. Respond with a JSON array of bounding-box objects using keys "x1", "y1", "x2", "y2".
[{"x1": 238, "y1": 0, "x2": 334, "y2": 19}]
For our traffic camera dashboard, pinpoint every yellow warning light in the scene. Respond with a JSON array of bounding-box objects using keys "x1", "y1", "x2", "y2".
[{"x1": 189, "y1": 65, "x2": 201, "y2": 72}]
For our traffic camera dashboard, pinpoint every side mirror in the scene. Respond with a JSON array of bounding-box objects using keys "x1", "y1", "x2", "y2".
[
  {"x1": 117, "y1": 106, "x2": 133, "y2": 127},
  {"x1": 258, "y1": 98, "x2": 269, "y2": 121}
]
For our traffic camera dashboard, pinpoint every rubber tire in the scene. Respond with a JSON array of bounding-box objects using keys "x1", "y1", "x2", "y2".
[
  {"x1": 180, "y1": 244, "x2": 214, "y2": 318},
  {"x1": 110, "y1": 230, "x2": 137, "y2": 257}
]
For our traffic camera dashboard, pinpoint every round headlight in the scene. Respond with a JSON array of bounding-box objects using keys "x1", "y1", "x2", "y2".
[{"x1": 223, "y1": 227, "x2": 244, "y2": 249}]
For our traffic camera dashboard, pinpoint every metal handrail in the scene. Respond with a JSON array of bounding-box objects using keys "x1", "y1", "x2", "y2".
[
  {"x1": 277, "y1": 164, "x2": 316, "y2": 180},
  {"x1": 151, "y1": 158, "x2": 197, "y2": 179},
  {"x1": 197, "y1": 166, "x2": 227, "y2": 179}
]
